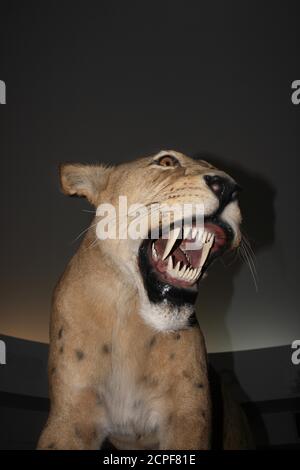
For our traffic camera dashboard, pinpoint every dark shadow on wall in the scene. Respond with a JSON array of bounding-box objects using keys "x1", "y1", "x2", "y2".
[
  {"x1": 209, "y1": 361, "x2": 270, "y2": 448},
  {"x1": 194, "y1": 151, "x2": 276, "y2": 351},
  {"x1": 193, "y1": 152, "x2": 276, "y2": 447}
]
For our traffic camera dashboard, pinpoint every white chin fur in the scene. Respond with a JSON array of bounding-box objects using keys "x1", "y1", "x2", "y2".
[
  {"x1": 127, "y1": 262, "x2": 194, "y2": 332},
  {"x1": 140, "y1": 300, "x2": 194, "y2": 332}
]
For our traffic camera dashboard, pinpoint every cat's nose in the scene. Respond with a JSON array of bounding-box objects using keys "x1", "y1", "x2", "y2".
[{"x1": 204, "y1": 174, "x2": 241, "y2": 205}]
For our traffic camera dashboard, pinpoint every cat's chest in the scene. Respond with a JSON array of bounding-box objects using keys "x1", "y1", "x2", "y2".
[{"x1": 103, "y1": 365, "x2": 160, "y2": 437}]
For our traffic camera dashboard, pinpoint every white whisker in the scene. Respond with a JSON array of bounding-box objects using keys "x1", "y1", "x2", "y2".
[
  {"x1": 241, "y1": 236, "x2": 258, "y2": 279},
  {"x1": 239, "y1": 240, "x2": 258, "y2": 291},
  {"x1": 72, "y1": 221, "x2": 98, "y2": 243}
]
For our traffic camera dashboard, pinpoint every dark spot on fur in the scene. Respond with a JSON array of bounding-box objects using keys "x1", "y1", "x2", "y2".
[
  {"x1": 140, "y1": 375, "x2": 158, "y2": 387},
  {"x1": 167, "y1": 413, "x2": 174, "y2": 424},
  {"x1": 74, "y1": 426, "x2": 82, "y2": 439},
  {"x1": 47, "y1": 442, "x2": 56, "y2": 449},
  {"x1": 59, "y1": 345, "x2": 64, "y2": 354},
  {"x1": 136, "y1": 433, "x2": 142, "y2": 440},
  {"x1": 102, "y1": 343, "x2": 111, "y2": 354},
  {"x1": 201, "y1": 410, "x2": 206, "y2": 418},
  {"x1": 92, "y1": 428, "x2": 98, "y2": 440},
  {"x1": 58, "y1": 328, "x2": 63, "y2": 339},
  {"x1": 96, "y1": 393, "x2": 104, "y2": 406},
  {"x1": 51, "y1": 367, "x2": 56, "y2": 375},
  {"x1": 133, "y1": 400, "x2": 143, "y2": 409},
  {"x1": 169, "y1": 352, "x2": 176, "y2": 360},
  {"x1": 195, "y1": 382, "x2": 204, "y2": 389},
  {"x1": 149, "y1": 336, "x2": 157, "y2": 348},
  {"x1": 182, "y1": 370, "x2": 191, "y2": 379},
  {"x1": 75, "y1": 349, "x2": 84, "y2": 360},
  {"x1": 175, "y1": 333, "x2": 181, "y2": 340}
]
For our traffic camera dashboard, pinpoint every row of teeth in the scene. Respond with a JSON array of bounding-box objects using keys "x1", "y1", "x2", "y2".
[
  {"x1": 166, "y1": 256, "x2": 201, "y2": 282},
  {"x1": 151, "y1": 228, "x2": 215, "y2": 283}
]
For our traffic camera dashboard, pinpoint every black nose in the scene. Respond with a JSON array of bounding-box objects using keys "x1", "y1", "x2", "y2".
[{"x1": 204, "y1": 174, "x2": 241, "y2": 205}]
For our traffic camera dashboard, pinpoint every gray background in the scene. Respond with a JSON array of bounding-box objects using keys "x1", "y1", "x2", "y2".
[{"x1": 0, "y1": 1, "x2": 300, "y2": 352}]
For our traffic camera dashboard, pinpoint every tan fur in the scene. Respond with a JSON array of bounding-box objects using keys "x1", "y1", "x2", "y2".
[{"x1": 38, "y1": 150, "x2": 249, "y2": 450}]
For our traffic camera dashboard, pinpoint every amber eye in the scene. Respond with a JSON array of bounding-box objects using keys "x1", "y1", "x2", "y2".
[{"x1": 156, "y1": 155, "x2": 179, "y2": 168}]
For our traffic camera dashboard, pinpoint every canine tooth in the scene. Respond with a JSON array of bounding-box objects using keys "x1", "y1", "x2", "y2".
[
  {"x1": 199, "y1": 234, "x2": 215, "y2": 268},
  {"x1": 167, "y1": 255, "x2": 173, "y2": 271},
  {"x1": 162, "y1": 226, "x2": 181, "y2": 260},
  {"x1": 152, "y1": 243, "x2": 158, "y2": 260}
]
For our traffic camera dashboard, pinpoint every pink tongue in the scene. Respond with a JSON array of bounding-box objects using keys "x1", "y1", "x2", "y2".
[
  {"x1": 153, "y1": 238, "x2": 170, "y2": 259},
  {"x1": 182, "y1": 248, "x2": 202, "y2": 267}
]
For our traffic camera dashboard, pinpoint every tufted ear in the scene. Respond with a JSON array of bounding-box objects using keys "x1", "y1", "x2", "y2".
[{"x1": 59, "y1": 163, "x2": 112, "y2": 206}]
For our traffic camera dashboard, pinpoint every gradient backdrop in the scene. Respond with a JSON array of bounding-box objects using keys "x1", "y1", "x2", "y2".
[{"x1": 0, "y1": 1, "x2": 300, "y2": 352}]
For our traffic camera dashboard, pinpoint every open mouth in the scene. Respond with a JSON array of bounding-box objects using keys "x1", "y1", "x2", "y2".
[
  {"x1": 139, "y1": 218, "x2": 233, "y2": 296},
  {"x1": 149, "y1": 222, "x2": 230, "y2": 288}
]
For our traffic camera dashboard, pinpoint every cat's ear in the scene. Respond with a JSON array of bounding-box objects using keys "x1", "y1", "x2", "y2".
[{"x1": 59, "y1": 163, "x2": 112, "y2": 206}]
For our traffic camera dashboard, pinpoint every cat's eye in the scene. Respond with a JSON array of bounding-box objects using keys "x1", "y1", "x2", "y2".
[{"x1": 155, "y1": 155, "x2": 180, "y2": 168}]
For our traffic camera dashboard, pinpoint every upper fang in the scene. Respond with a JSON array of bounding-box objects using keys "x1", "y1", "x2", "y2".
[
  {"x1": 152, "y1": 243, "x2": 158, "y2": 260},
  {"x1": 162, "y1": 226, "x2": 181, "y2": 260}
]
